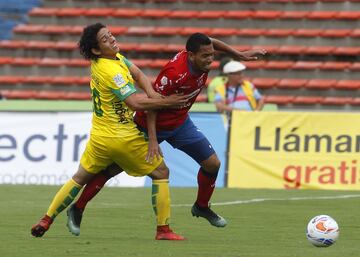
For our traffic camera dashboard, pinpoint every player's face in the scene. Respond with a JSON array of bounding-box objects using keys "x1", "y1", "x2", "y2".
[
  {"x1": 95, "y1": 27, "x2": 119, "y2": 59},
  {"x1": 190, "y1": 44, "x2": 215, "y2": 72}
]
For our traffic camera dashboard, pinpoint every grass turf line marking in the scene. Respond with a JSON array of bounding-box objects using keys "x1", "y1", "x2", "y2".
[{"x1": 171, "y1": 194, "x2": 360, "y2": 207}]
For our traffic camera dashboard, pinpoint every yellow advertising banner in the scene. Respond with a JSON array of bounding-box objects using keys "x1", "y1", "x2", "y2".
[{"x1": 227, "y1": 111, "x2": 360, "y2": 190}]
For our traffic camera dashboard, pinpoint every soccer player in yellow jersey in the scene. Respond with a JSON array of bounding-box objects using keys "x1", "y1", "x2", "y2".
[{"x1": 30, "y1": 23, "x2": 188, "y2": 240}]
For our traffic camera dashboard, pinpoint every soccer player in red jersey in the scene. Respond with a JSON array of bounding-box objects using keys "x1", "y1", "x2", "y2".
[{"x1": 66, "y1": 33, "x2": 266, "y2": 235}]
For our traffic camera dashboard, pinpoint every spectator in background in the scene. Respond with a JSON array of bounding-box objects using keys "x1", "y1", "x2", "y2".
[
  {"x1": 215, "y1": 61, "x2": 264, "y2": 114},
  {"x1": 207, "y1": 57, "x2": 232, "y2": 103}
]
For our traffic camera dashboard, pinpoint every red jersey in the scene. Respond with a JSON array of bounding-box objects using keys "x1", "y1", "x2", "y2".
[{"x1": 134, "y1": 51, "x2": 208, "y2": 130}]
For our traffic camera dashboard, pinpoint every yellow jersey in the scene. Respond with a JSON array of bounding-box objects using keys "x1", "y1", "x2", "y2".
[{"x1": 90, "y1": 53, "x2": 137, "y2": 137}]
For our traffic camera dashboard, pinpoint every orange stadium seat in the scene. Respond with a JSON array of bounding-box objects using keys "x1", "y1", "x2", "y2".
[
  {"x1": 334, "y1": 80, "x2": 360, "y2": 90},
  {"x1": 166, "y1": 44, "x2": 184, "y2": 52},
  {"x1": 68, "y1": 26, "x2": 84, "y2": 35},
  {"x1": 321, "y1": 62, "x2": 351, "y2": 70},
  {"x1": 292, "y1": 96, "x2": 323, "y2": 105},
  {"x1": 0, "y1": 40, "x2": 27, "y2": 49},
  {"x1": 251, "y1": 78, "x2": 280, "y2": 89},
  {"x1": 266, "y1": 29, "x2": 294, "y2": 37},
  {"x1": 106, "y1": 26, "x2": 127, "y2": 36},
  {"x1": 0, "y1": 57, "x2": 13, "y2": 65},
  {"x1": 13, "y1": 24, "x2": 44, "y2": 34},
  {"x1": 64, "y1": 91, "x2": 91, "y2": 100},
  {"x1": 66, "y1": 59, "x2": 90, "y2": 67},
  {"x1": 224, "y1": 11, "x2": 254, "y2": 19},
  {"x1": 349, "y1": 62, "x2": 360, "y2": 71},
  {"x1": 1, "y1": 90, "x2": 37, "y2": 99},
  {"x1": 50, "y1": 76, "x2": 81, "y2": 85},
  {"x1": 335, "y1": 11, "x2": 360, "y2": 19},
  {"x1": 0, "y1": 76, "x2": 24, "y2": 85},
  {"x1": 141, "y1": 9, "x2": 171, "y2": 18},
  {"x1": 293, "y1": 61, "x2": 322, "y2": 70},
  {"x1": 237, "y1": 28, "x2": 266, "y2": 36},
  {"x1": 13, "y1": 57, "x2": 40, "y2": 66},
  {"x1": 282, "y1": 11, "x2": 309, "y2": 19},
  {"x1": 42, "y1": 25, "x2": 71, "y2": 34},
  {"x1": 38, "y1": 58, "x2": 68, "y2": 67},
  {"x1": 112, "y1": 9, "x2": 142, "y2": 18},
  {"x1": 209, "y1": 28, "x2": 237, "y2": 37},
  {"x1": 37, "y1": 90, "x2": 66, "y2": 100},
  {"x1": 252, "y1": 10, "x2": 283, "y2": 19},
  {"x1": 197, "y1": 11, "x2": 227, "y2": 19},
  {"x1": 278, "y1": 79, "x2": 308, "y2": 89},
  {"x1": 305, "y1": 46, "x2": 335, "y2": 55},
  {"x1": 126, "y1": 26, "x2": 155, "y2": 36},
  {"x1": 244, "y1": 60, "x2": 266, "y2": 69},
  {"x1": 322, "y1": 97, "x2": 352, "y2": 105},
  {"x1": 54, "y1": 41, "x2": 77, "y2": 50},
  {"x1": 305, "y1": 79, "x2": 337, "y2": 89},
  {"x1": 264, "y1": 95, "x2": 294, "y2": 105},
  {"x1": 117, "y1": 43, "x2": 140, "y2": 51},
  {"x1": 77, "y1": 77, "x2": 91, "y2": 85},
  {"x1": 293, "y1": 29, "x2": 322, "y2": 37},
  {"x1": 153, "y1": 27, "x2": 182, "y2": 36},
  {"x1": 307, "y1": 11, "x2": 337, "y2": 19},
  {"x1": 321, "y1": 29, "x2": 352, "y2": 37},
  {"x1": 350, "y1": 98, "x2": 360, "y2": 105},
  {"x1": 350, "y1": 29, "x2": 360, "y2": 38},
  {"x1": 168, "y1": 10, "x2": 198, "y2": 19},
  {"x1": 84, "y1": 8, "x2": 114, "y2": 17},
  {"x1": 333, "y1": 46, "x2": 360, "y2": 55},
  {"x1": 149, "y1": 59, "x2": 168, "y2": 68},
  {"x1": 277, "y1": 45, "x2": 307, "y2": 55},
  {"x1": 265, "y1": 61, "x2": 295, "y2": 69}
]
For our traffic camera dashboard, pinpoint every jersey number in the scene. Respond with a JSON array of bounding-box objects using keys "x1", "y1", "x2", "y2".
[{"x1": 92, "y1": 88, "x2": 103, "y2": 117}]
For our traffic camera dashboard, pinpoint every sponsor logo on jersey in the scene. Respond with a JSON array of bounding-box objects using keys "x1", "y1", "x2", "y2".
[
  {"x1": 160, "y1": 76, "x2": 168, "y2": 86},
  {"x1": 113, "y1": 74, "x2": 127, "y2": 88},
  {"x1": 119, "y1": 85, "x2": 131, "y2": 96}
]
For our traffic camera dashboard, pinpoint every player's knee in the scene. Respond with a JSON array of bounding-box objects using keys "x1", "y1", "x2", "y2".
[
  {"x1": 201, "y1": 154, "x2": 221, "y2": 174},
  {"x1": 149, "y1": 161, "x2": 169, "y2": 180}
]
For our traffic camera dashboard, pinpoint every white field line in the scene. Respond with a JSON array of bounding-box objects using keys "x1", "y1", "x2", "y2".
[
  {"x1": 171, "y1": 194, "x2": 360, "y2": 207},
  {"x1": 95, "y1": 194, "x2": 360, "y2": 208}
]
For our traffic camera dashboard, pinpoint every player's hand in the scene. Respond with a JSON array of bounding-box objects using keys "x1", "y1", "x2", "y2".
[
  {"x1": 237, "y1": 49, "x2": 267, "y2": 61},
  {"x1": 146, "y1": 139, "x2": 163, "y2": 163},
  {"x1": 164, "y1": 93, "x2": 191, "y2": 108}
]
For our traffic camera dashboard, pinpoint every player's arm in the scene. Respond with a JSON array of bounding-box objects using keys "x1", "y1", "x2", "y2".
[
  {"x1": 210, "y1": 38, "x2": 267, "y2": 61},
  {"x1": 127, "y1": 60, "x2": 162, "y2": 99},
  {"x1": 145, "y1": 110, "x2": 162, "y2": 163}
]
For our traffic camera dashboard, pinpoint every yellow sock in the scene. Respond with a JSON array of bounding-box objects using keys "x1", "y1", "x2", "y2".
[
  {"x1": 152, "y1": 179, "x2": 170, "y2": 226},
  {"x1": 46, "y1": 179, "x2": 82, "y2": 220}
]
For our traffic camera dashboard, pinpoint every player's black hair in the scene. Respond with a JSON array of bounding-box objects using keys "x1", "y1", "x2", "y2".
[
  {"x1": 186, "y1": 33, "x2": 212, "y2": 53},
  {"x1": 78, "y1": 23, "x2": 106, "y2": 60}
]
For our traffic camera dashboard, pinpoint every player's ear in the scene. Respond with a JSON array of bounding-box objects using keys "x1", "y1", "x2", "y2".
[
  {"x1": 188, "y1": 51, "x2": 195, "y2": 62},
  {"x1": 91, "y1": 48, "x2": 101, "y2": 56}
]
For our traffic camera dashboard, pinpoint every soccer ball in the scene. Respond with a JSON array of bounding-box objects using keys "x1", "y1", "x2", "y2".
[{"x1": 306, "y1": 215, "x2": 339, "y2": 247}]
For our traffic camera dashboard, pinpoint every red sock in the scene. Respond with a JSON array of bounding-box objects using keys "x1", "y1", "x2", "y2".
[
  {"x1": 75, "y1": 172, "x2": 109, "y2": 210},
  {"x1": 196, "y1": 168, "x2": 217, "y2": 208}
]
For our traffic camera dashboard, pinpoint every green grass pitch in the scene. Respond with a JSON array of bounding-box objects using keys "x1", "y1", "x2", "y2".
[{"x1": 0, "y1": 185, "x2": 359, "y2": 257}]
